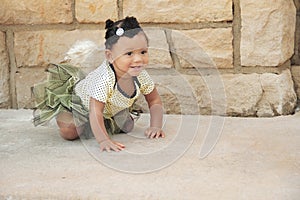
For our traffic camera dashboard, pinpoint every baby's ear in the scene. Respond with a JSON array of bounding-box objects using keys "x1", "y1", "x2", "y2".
[{"x1": 105, "y1": 49, "x2": 113, "y2": 63}]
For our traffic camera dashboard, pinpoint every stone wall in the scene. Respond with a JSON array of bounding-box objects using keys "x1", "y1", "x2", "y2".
[{"x1": 0, "y1": 0, "x2": 299, "y2": 117}]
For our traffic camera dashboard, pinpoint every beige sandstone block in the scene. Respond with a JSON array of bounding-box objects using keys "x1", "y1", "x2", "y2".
[
  {"x1": 182, "y1": 73, "x2": 225, "y2": 115},
  {"x1": 15, "y1": 67, "x2": 47, "y2": 108},
  {"x1": 75, "y1": 0, "x2": 118, "y2": 23},
  {"x1": 145, "y1": 28, "x2": 173, "y2": 68},
  {"x1": 223, "y1": 74, "x2": 263, "y2": 116},
  {"x1": 291, "y1": 66, "x2": 300, "y2": 101},
  {"x1": 172, "y1": 28, "x2": 233, "y2": 69},
  {"x1": 0, "y1": 32, "x2": 10, "y2": 108},
  {"x1": 14, "y1": 30, "x2": 106, "y2": 67},
  {"x1": 257, "y1": 69, "x2": 297, "y2": 116},
  {"x1": 123, "y1": 0, "x2": 232, "y2": 23},
  {"x1": 0, "y1": 0, "x2": 72, "y2": 24},
  {"x1": 240, "y1": 0, "x2": 296, "y2": 67}
]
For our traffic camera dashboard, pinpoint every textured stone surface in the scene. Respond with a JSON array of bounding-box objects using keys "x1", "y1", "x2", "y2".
[
  {"x1": 257, "y1": 69, "x2": 297, "y2": 117},
  {"x1": 0, "y1": 32, "x2": 10, "y2": 108},
  {"x1": 183, "y1": 73, "x2": 263, "y2": 116},
  {"x1": 145, "y1": 28, "x2": 173, "y2": 68},
  {"x1": 291, "y1": 65, "x2": 300, "y2": 102},
  {"x1": 75, "y1": 0, "x2": 118, "y2": 23},
  {"x1": 240, "y1": 0, "x2": 296, "y2": 66},
  {"x1": 14, "y1": 30, "x2": 105, "y2": 67},
  {"x1": 172, "y1": 28, "x2": 233, "y2": 69},
  {"x1": 15, "y1": 67, "x2": 47, "y2": 108},
  {"x1": 123, "y1": 0, "x2": 232, "y2": 23},
  {"x1": 0, "y1": 109, "x2": 299, "y2": 199},
  {"x1": 138, "y1": 70, "x2": 297, "y2": 116},
  {"x1": 224, "y1": 74, "x2": 262, "y2": 116},
  {"x1": 0, "y1": 0, "x2": 72, "y2": 24},
  {"x1": 155, "y1": 74, "x2": 200, "y2": 115}
]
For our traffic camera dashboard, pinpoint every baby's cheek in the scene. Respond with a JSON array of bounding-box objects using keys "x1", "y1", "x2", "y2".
[{"x1": 144, "y1": 57, "x2": 149, "y2": 64}]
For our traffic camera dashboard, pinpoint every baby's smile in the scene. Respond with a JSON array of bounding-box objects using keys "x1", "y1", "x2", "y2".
[
  {"x1": 130, "y1": 65, "x2": 144, "y2": 71},
  {"x1": 130, "y1": 65, "x2": 142, "y2": 68}
]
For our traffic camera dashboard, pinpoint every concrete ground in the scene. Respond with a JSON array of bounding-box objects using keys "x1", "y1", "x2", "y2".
[{"x1": 0, "y1": 109, "x2": 299, "y2": 200}]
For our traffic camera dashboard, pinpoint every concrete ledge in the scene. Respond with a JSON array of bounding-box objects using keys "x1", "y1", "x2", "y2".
[{"x1": 0, "y1": 109, "x2": 299, "y2": 199}]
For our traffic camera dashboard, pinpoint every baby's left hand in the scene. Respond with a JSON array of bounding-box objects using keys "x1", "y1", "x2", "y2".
[{"x1": 145, "y1": 127, "x2": 165, "y2": 139}]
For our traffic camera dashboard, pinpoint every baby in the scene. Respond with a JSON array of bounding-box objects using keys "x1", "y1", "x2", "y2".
[{"x1": 33, "y1": 16, "x2": 165, "y2": 152}]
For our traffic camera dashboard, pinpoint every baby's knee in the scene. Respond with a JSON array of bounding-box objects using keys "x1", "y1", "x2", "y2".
[
  {"x1": 59, "y1": 127, "x2": 79, "y2": 140},
  {"x1": 56, "y1": 119, "x2": 81, "y2": 140},
  {"x1": 56, "y1": 111, "x2": 82, "y2": 140}
]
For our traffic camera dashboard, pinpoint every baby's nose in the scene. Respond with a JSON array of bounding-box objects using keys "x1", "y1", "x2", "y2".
[{"x1": 133, "y1": 54, "x2": 143, "y2": 63}]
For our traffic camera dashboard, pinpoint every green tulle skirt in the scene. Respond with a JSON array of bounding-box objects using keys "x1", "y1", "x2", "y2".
[{"x1": 32, "y1": 63, "x2": 139, "y2": 137}]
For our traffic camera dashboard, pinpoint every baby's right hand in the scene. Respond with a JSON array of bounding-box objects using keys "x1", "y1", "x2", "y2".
[{"x1": 99, "y1": 139, "x2": 125, "y2": 152}]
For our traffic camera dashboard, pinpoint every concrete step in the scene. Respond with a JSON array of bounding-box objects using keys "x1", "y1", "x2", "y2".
[{"x1": 0, "y1": 109, "x2": 299, "y2": 199}]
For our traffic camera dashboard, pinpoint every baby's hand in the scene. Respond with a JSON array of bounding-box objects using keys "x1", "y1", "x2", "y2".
[
  {"x1": 145, "y1": 127, "x2": 165, "y2": 139},
  {"x1": 99, "y1": 139, "x2": 125, "y2": 152}
]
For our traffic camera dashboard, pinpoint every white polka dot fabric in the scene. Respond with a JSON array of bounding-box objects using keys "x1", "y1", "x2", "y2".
[{"x1": 75, "y1": 60, "x2": 154, "y2": 118}]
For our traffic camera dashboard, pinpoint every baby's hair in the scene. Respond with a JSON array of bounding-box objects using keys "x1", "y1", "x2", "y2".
[{"x1": 104, "y1": 16, "x2": 148, "y2": 49}]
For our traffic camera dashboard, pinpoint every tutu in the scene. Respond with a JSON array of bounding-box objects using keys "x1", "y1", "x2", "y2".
[{"x1": 32, "y1": 63, "x2": 88, "y2": 126}]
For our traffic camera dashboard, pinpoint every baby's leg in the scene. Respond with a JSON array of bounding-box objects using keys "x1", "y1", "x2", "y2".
[
  {"x1": 121, "y1": 115, "x2": 134, "y2": 133},
  {"x1": 56, "y1": 111, "x2": 84, "y2": 140},
  {"x1": 113, "y1": 109, "x2": 134, "y2": 133}
]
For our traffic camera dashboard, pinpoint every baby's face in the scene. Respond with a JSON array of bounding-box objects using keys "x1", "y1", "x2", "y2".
[{"x1": 108, "y1": 32, "x2": 149, "y2": 77}]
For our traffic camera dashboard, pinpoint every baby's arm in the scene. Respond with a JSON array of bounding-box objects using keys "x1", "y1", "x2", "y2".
[
  {"x1": 89, "y1": 97, "x2": 125, "y2": 152},
  {"x1": 144, "y1": 88, "x2": 165, "y2": 139}
]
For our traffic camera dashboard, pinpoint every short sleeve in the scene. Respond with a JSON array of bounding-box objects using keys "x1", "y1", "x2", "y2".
[
  {"x1": 138, "y1": 70, "x2": 155, "y2": 95},
  {"x1": 87, "y1": 74, "x2": 109, "y2": 103}
]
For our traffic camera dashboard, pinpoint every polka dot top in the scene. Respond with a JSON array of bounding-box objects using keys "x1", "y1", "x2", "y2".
[{"x1": 75, "y1": 60, "x2": 154, "y2": 118}]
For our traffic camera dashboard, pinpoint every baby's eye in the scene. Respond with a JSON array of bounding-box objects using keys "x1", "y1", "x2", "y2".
[
  {"x1": 141, "y1": 50, "x2": 148, "y2": 54},
  {"x1": 126, "y1": 52, "x2": 133, "y2": 56}
]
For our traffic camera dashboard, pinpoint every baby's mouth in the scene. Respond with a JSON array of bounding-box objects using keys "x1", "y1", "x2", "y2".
[
  {"x1": 130, "y1": 66, "x2": 143, "y2": 71},
  {"x1": 130, "y1": 66, "x2": 142, "y2": 69}
]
